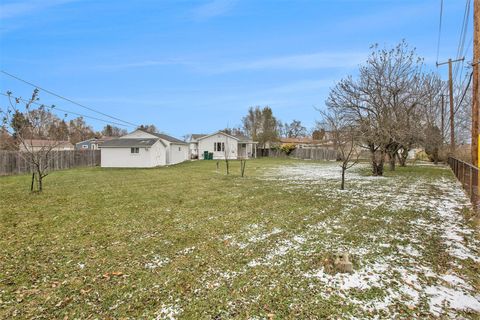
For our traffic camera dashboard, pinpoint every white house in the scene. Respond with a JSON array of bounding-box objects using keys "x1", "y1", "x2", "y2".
[
  {"x1": 100, "y1": 129, "x2": 188, "y2": 168},
  {"x1": 189, "y1": 134, "x2": 207, "y2": 159},
  {"x1": 75, "y1": 137, "x2": 114, "y2": 150},
  {"x1": 191, "y1": 131, "x2": 257, "y2": 160},
  {"x1": 19, "y1": 139, "x2": 74, "y2": 152}
]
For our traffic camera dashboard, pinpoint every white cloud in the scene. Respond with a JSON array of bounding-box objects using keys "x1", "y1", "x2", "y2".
[
  {"x1": 207, "y1": 51, "x2": 367, "y2": 73},
  {"x1": 191, "y1": 0, "x2": 237, "y2": 20},
  {"x1": 0, "y1": 0, "x2": 76, "y2": 20},
  {"x1": 95, "y1": 58, "x2": 191, "y2": 70},
  {"x1": 93, "y1": 51, "x2": 365, "y2": 73}
]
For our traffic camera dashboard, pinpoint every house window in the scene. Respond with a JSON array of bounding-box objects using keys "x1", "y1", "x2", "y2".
[
  {"x1": 214, "y1": 142, "x2": 225, "y2": 152},
  {"x1": 82, "y1": 145, "x2": 88, "y2": 149},
  {"x1": 131, "y1": 147, "x2": 139, "y2": 154}
]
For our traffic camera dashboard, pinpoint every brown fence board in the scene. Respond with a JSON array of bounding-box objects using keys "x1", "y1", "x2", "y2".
[
  {"x1": 0, "y1": 150, "x2": 101, "y2": 176},
  {"x1": 262, "y1": 147, "x2": 338, "y2": 161}
]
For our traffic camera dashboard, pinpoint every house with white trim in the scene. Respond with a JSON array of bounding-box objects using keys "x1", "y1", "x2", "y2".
[
  {"x1": 190, "y1": 131, "x2": 257, "y2": 160},
  {"x1": 75, "y1": 137, "x2": 114, "y2": 150},
  {"x1": 100, "y1": 129, "x2": 188, "y2": 168},
  {"x1": 189, "y1": 134, "x2": 207, "y2": 159}
]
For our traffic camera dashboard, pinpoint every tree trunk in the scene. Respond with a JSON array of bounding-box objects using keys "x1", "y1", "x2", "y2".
[
  {"x1": 38, "y1": 175, "x2": 43, "y2": 192},
  {"x1": 341, "y1": 166, "x2": 346, "y2": 190},
  {"x1": 30, "y1": 173, "x2": 35, "y2": 192},
  {"x1": 388, "y1": 152, "x2": 396, "y2": 171},
  {"x1": 398, "y1": 147, "x2": 408, "y2": 167},
  {"x1": 370, "y1": 146, "x2": 384, "y2": 176}
]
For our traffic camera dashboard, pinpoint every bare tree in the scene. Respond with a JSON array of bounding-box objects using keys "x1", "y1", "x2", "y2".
[
  {"x1": 242, "y1": 106, "x2": 279, "y2": 149},
  {"x1": 221, "y1": 139, "x2": 230, "y2": 175},
  {"x1": 279, "y1": 120, "x2": 307, "y2": 138},
  {"x1": 320, "y1": 109, "x2": 360, "y2": 190},
  {"x1": 1, "y1": 90, "x2": 66, "y2": 192},
  {"x1": 102, "y1": 124, "x2": 128, "y2": 137},
  {"x1": 138, "y1": 124, "x2": 159, "y2": 133},
  {"x1": 326, "y1": 41, "x2": 437, "y2": 175},
  {"x1": 240, "y1": 159, "x2": 247, "y2": 177}
]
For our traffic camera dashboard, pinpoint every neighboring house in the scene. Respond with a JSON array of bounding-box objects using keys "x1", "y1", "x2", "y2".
[
  {"x1": 19, "y1": 139, "x2": 74, "y2": 152},
  {"x1": 189, "y1": 134, "x2": 207, "y2": 159},
  {"x1": 279, "y1": 137, "x2": 333, "y2": 149},
  {"x1": 192, "y1": 131, "x2": 257, "y2": 160},
  {"x1": 100, "y1": 129, "x2": 188, "y2": 168},
  {"x1": 75, "y1": 137, "x2": 114, "y2": 150}
]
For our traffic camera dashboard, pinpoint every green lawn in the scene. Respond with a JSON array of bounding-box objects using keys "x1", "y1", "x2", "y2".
[{"x1": 1, "y1": 159, "x2": 479, "y2": 319}]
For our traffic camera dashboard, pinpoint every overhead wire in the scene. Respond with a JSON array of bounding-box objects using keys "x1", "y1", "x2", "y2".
[
  {"x1": 1, "y1": 70, "x2": 140, "y2": 128},
  {"x1": 436, "y1": 0, "x2": 444, "y2": 64},
  {"x1": 452, "y1": 0, "x2": 471, "y2": 83},
  {"x1": 0, "y1": 92, "x2": 132, "y2": 128}
]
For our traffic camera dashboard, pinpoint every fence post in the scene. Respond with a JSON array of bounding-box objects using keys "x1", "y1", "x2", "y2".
[{"x1": 470, "y1": 166, "x2": 473, "y2": 202}]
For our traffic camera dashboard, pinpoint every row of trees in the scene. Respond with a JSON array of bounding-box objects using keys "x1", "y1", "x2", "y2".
[
  {"x1": 2, "y1": 100, "x2": 130, "y2": 151},
  {"x1": 321, "y1": 40, "x2": 471, "y2": 177},
  {"x1": 240, "y1": 106, "x2": 325, "y2": 148}
]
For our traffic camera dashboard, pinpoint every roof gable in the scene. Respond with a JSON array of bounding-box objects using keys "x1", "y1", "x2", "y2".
[
  {"x1": 136, "y1": 129, "x2": 186, "y2": 144},
  {"x1": 101, "y1": 138, "x2": 165, "y2": 148},
  {"x1": 196, "y1": 131, "x2": 240, "y2": 141}
]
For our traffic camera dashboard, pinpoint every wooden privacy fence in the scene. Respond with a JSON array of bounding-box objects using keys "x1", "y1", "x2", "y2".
[
  {"x1": 448, "y1": 157, "x2": 479, "y2": 208},
  {"x1": 0, "y1": 150, "x2": 101, "y2": 176},
  {"x1": 291, "y1": 148, "x2": 338, "y2": 161},
  {"x1": 261, "y1": 147, "x2": 338, "y2": 161}
]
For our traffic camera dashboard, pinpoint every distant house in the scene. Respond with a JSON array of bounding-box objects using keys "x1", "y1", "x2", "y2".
[
  {"x1": 19, "y1": 139, "x2": 74, "y2": 152},
  {"x1": 75, "y1": 137, "x2": 114, "y2": 150},
  {"x1": 100, "y1": 129, "x2": 188, "y2": 168},
  {"x1": 191, "y1": 131, "x2": 257, "y2": 160},
  {"x1": 279, "y1": 137, "x2": 333, "y2": 149},
  {"x1": 188, "y1": 134, "x2": 207, "y2": 159}
]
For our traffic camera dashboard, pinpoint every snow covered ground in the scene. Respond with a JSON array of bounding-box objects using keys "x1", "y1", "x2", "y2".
[{"x1": 253, "y1": 162, "x2": 480, "y2": 318}]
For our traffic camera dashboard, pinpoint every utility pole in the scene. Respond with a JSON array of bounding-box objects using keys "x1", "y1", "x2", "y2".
[
  {"x1": 473, "y1": 0, "x2": 479, "y2": 166},
  {"x1": 441, "y1": 94, "x2": 445, "y2": 142},
  {"x1": 437, "y1": 57, "x2": 465, "y2": 153}
]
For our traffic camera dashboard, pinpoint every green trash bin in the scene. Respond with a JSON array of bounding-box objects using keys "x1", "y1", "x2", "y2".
[
  {"x1": 203, "y1": 151, "x2": 209, "y2": 160},
  {"x1": 208, "y1": 152, "x2": 213, "y2": 160}
]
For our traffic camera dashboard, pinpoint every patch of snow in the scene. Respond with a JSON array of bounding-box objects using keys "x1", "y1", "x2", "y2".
[
  {"x1": 145, "y1": 256, "x2": 171, "y2": 270},
  {"x1": 155, "y1": 303, "x2": 182, "y2": 320},
  {"x1": 425, "y1": 285, "x2": 480, "y2": 315}
]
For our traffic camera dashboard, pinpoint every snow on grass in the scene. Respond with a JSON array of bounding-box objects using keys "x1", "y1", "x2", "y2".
[
  {"x1": 145, "y1": 256, "x2": 171, "y2": 270},
  {"x1": 425, "y1": 285, "x2": 480, "y2": 316},
  {"x1": 262, "y1": 162, "x2": 381, "y2": 183},
  {"x1": 155, "y1": 303, "x2": 182, "y2": 320},
  {"x1": 259, "y1": 161, "x2": 480, "y2": 317}
]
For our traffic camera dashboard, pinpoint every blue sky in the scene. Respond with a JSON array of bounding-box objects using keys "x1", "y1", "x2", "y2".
[{"x1": 0, "y1": 0, "x2": 474, "y2": 138}]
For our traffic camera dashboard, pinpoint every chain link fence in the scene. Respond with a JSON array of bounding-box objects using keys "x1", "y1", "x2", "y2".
[{"x1": 448, "y1": 157, "x2": 479, "y2": 208}]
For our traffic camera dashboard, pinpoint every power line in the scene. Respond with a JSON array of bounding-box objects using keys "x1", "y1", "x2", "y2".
[
  {"x1": 454, "y1": 71, "x2": 473, "y2": 114},
  {"x1": 1, "y1": 70, "x2": 140, "y2": 128},
  {"x1": 436, "y1": 0, "x2": 444, "y2": 64},
  {"x1": 0, "y1": 92, "x2": 132, "y2": 128},
  {"x1": 453, "y1": 0, "x2": 471, "y2": 83}
]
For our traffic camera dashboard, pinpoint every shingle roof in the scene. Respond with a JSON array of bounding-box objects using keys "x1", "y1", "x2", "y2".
[
  {"x1": 138, "y1": 129, "x2": 186, "y2": 144},
  {"x1": 101, "y1": 138, "x2": 159, "y2": 148},
  {"x1": 191, "y1": 134, "x2": 207, "y2": 140},
  {"x1": 153, "y1": 133, "x2": 186, "y2": 144},
  {"x1": 25, "y1": 140, "x2": 73, "y2": 148},
  {"x1": 231, "y1": 133, "x2": 253, "y2": 142}
]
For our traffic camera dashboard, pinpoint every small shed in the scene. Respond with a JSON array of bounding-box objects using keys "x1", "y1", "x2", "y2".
[{"x1": 100, "y1": 138, "x2": 167, "y2": 168}]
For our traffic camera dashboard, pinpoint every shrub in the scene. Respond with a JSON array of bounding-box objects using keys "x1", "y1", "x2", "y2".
[{"x1": 280, "y1": 143, "x2": 296, "y2": 155}]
